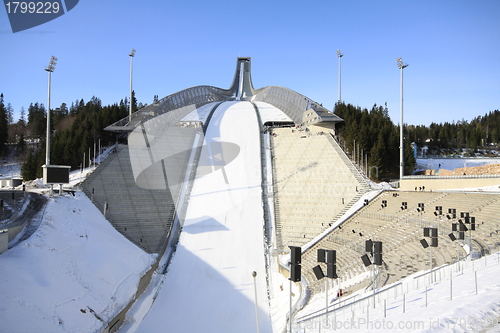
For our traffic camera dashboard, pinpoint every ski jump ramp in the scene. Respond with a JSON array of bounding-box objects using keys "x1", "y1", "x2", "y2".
[
  {"x1": 136, "y1": 101, "x2": 272, "y2": 332},
  {"x1": 101, "y1": 58, "x2": 343, "y2": 332}
]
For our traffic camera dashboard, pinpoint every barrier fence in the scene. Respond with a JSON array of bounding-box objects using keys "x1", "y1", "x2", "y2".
[{"x1": 295, "y1": 251, "x2": 500, "y2": 332}]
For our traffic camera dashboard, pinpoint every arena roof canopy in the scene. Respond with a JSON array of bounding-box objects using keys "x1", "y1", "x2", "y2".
[{"x1": 105, "y1": 57, "x2": 343, "y2": 132}]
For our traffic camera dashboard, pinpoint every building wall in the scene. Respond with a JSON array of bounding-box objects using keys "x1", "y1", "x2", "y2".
[{"x1": 0, "y1": 230, "x2": 8, "y2": 254}]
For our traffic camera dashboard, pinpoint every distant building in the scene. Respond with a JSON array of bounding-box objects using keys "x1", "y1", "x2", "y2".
[{"x1": 0, "y1": 178, "x2": 22, "y2": 188}]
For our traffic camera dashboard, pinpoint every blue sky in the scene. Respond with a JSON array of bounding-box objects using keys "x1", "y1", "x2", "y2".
[{"x1": 1, "y1": 0, "x2": 499, "y2": 126}]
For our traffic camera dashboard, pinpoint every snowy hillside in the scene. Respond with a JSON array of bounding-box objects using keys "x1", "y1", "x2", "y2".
[{"x1": 0, "y1": 192, "x2": 156, "y2": 333}]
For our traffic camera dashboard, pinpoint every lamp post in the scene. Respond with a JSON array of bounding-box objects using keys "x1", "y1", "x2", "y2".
[
  {"x1": 336, "y1": 49, "x2": 343, "y2": 104},
  {"x1": 44, "y1": 56, "x2": 57, "y2": 166},
  {"x1": 396, "y1": 57, "x2": 408, "y2": 180},
  {"x1": 289, "y1": 246, "x2": 301, "y2": 333},
  {"x1": 129, "y1": 48, "x2": 136, "y2": 119},
  {"x1": 251, "y1": 271, "x2": 260, "y2": 333}
]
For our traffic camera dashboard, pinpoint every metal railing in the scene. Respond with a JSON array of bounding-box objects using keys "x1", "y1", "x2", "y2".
[
  {"x1": 105, "y1": 85, "x2": 230, "y2": 131},
  {"x1": 295, "y1": 251, "x2": 500, "y2": 331}
]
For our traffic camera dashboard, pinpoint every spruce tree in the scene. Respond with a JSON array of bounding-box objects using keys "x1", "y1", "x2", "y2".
[
  {"x1": 404, "y1": 139, "x2": 416, "y2": 175},
  {"x1": 0, "y1": 94, "x2": 8, "y2": 155}
]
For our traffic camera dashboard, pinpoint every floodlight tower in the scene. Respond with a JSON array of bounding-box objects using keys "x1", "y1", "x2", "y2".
[
  {"x1": 129, "y1": 48, "x2": 136, "y2": 119},
  {"x1": 45, "y1": 56, "x2": 58, "y2": 166},
  {"x1": 397, "y1": 57, "x2": 409, "y2": 180},
  {"x1": 337, "y1": 49, "x2": 343, "y2": 104}
]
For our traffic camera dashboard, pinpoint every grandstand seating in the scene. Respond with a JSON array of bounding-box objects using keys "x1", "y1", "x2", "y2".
[
  {"x1": 299, "y1": 190, "x2": 500, "y2": 299},
  {"x1": 270, "y1": 125, "x2": 370, "y2": 252},
  {"x1": 81, "y1": 145, "x2": 176, "y2": 254}
]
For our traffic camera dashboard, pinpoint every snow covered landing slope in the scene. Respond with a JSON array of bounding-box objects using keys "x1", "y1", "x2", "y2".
[
  {"x1": 136, "y1": 101, "x2": 272, "y2": 333},
  {"x1": 0, "y1": 192, "x2": 156, "y2": 333}
]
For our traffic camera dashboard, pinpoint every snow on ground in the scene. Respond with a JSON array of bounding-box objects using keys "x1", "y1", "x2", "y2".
[
  {"x1": 120, "y1": 101, "x2": 299, "y2": 333},
  {"x1": 14, "y1": 145, "x2": 117, "y2": 193},
  {"x1": 0, "y1": 162, "x2": 21, "y2": 179},
  {"x1": 1, "y1": 145, "x2": 117, "y2": 188},
  {"x1": 294, "y1": 253, "x2": 500, "y2": 332},
  {"x1": 255, "y1": 101, "x2": 293, "y2": 124},
  {"x1": 65, "y1": 145, "x2": 118, "y2": 188},
  {"x1": 180, "y1": 102, "x2": 219, "y2": 123},
  {"x1": 417, "y1": 158, "x2": 500, "y2": 172},
  {"x1": 4, "y1": 105, "x2": 500, "y2": 333},
  {"x1": 134, "y1": 101, "x2": 273, "y2": 333},
  {"x1": 0, "y1": 192, "x2": 156, "y2": 333}
]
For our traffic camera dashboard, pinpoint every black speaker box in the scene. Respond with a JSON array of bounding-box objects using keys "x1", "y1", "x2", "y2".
[
  {"x1": 290, "y1": 264, "x2": 301, "y2": 282},
  {"x1": 290, "y1": 246, "x2": 301, "y2": 265},
  {"x1": 327, "y1": 264, "x2": 338, "y2": 279},
  {"x1": 326, "y1": 250, "x2": 336, "y2": 264},
  {"x1": 317, "y1": 249, "x2": 326, "y2": 263},
  {"x1": 420, "y1": 239, "x2": 429, "y2": 248},
  {"x1": 365, "y1": 239, "x2": 373, "y2": 253},
  {"x1": 361, "y1": 254, "x2": 371, "y2": 267},
  {"x1": 312, "y1": 265, "x2": 324, "y2": 280}
]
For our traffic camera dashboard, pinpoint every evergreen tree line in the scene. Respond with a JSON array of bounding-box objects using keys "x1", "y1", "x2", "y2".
[
  {"x1": 405, "y1": 109, "x2": 500, "y2": 154},
  {"x1": 20, "y1": 98, "x2": 131, "y2": 180},
  {"x1": 0, "y1": 93, "x2": 15, "y2": 155},
  {"x1": 1, "y1": 92, "x2": 141, "y2": 181},
  {"x1": 3, "y1": 92, "x2": 497, "y2": 182},
  {"x1": 334, "y1": 103, "x2": 416, "y2": 181}
]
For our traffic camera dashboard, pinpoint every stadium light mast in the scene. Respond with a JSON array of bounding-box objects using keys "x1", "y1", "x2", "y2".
[
  {"x1": 397, "y1": 57, "x2": 408, "y2": 180},
  {"x1": 129, "y1": 48, "x2": 136, "y2": 119},
  {"x1": 337, "y1": 49, "x2": 343, "y2": 104},
  {"x1": 45, "y1": 56, "x2": 58, "y2": 166}
]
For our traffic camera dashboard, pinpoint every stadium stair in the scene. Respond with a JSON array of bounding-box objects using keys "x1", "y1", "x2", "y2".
[{"x1": 81, "y1": 144, "x2": 175, "y2": 254}]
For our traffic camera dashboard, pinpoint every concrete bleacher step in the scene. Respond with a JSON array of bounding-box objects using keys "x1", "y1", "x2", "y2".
[
  {"x1": 81, "y1": 144, "x2": 177, "y2": 254},
  {"x1": 298, "y1": 190, "x2": 500, "y2": 301},
  {"x1": 271, "y1": 128, "x2": 372, "y2": 253},
  {"x1": 272, "y1": 126, "x2": 500, "y2": 302}
]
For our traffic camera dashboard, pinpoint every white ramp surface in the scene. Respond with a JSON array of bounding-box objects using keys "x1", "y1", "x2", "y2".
[{"x1": 137, "y1": 101, "x2": 272, "y2": 333}]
